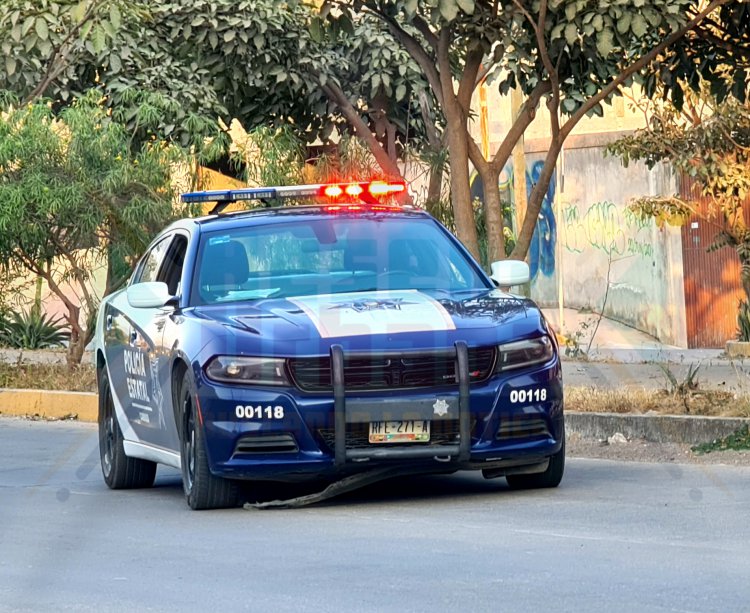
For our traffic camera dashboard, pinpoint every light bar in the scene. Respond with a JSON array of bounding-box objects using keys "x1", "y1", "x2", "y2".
[
  {"x1": 181, "y1": 181, "x2": 407, "y2": 214},
  {"x1": 181, "y1": 184, "x2": 322, "y2": 205}
]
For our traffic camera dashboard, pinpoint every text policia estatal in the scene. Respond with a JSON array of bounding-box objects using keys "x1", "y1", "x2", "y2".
[{"x1": 124, "y1": 349, "x2": 150, "y2": 403}]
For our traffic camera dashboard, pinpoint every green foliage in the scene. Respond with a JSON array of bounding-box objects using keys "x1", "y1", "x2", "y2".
[
  {"x1": 493, "y1": 0, "x2": 692, "y2": 116},
  {"x1": 737, "y1": 300, "x2": 750, "y2": 342},
  {"x1": 650, "y1": 3, "x2": 750, "y2": 106},
  {"x1": 0, "y1": 1, "x2": 436, "y2": 184},
  {"x1": 314, "y1": 134, "x2": 380, "y2": 183},
  {"x1": 239, "y1": 125, "x2": 306, "y2": 189},
  {"x1": 0, "y1": 308, "x2": 69, "y2": 349},
  {"x1": 692, "y1": 425, "x2": 750, "y2": 455},
  {"x1": 608, "y1": 82, "x2": 750, "y2": 206},
  {"x1": 0, "y1": 0, "x2": 143, "y2": 101},
  {"x1": 564, "y1": 319, "x2": 593, "y2": 359},
  {"x1": 627, "y1": 196, "x2": 693, "y2": 229},
  {"x1": 0, "y1": 92, "x2": 183, "y2": 271},
  {"x1": 0, "y1": 91, "x2": 189, "y2": 363}
]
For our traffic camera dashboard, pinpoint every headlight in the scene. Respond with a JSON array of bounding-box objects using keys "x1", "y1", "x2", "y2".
[
  {"x1": 205, "y1": 356, "x2": 290, "y2": 386},
  {"x1": 495, "y1": 336, "x2": 554, "y2": 372}
]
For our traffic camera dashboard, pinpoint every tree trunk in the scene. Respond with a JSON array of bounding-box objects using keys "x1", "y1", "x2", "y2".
[
  {"x1": 67, "y1": 333, "x2": 87, "y2": 368},
  {"x1": 442, "y1": 100, "x2": 480, "y2": 260},
  {"x1": 64, "y1": 303, "x2": 85, "y2": 368},
  {"x1": 510, "y1": 140, "x2": 562, "y2": 261},
  {"x1": 446, "y1": 129, "x2": 480, "y2": 260},
  {"x1": 425, "y1": 163, "x2": 444, "y2": 218},
  {"x1": 477, "y1": 164, "x2": 506, "y2": 263}
]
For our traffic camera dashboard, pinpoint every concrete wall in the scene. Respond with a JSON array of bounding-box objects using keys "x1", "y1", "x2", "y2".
[{"x1": 526, "y1": 144, "x2": 688, "y2": 347}]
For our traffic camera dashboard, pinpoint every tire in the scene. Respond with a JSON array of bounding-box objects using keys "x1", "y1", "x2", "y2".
[
  {"x1": 506, "y1": 437, "x2": 565, "y2": 490},
  {"x1": 179, "y1": 371, "x2": 238, "y2": 510},
  {"x1": 98, "y1": 370, "x2": 157, "y2": 489}
]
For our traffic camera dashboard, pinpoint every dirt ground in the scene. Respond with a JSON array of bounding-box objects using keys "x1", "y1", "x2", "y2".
[{"x1": 568, "y1": 432, "x2": 750, "y2": 466}]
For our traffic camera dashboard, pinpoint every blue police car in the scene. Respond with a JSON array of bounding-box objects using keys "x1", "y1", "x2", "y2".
[{"x1": 95, "y1": 181, "x2": 564, "y2": 509}]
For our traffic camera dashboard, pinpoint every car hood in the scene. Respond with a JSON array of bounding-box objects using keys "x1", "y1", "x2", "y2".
[{"x1": 189, "y1": 289, "x2": 549, "y2": 357}]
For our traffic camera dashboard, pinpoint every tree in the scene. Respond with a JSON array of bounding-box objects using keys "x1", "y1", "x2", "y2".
[
  {"x1": 1, "y1": 2, "x2": 446, "y2": 209},
  {"x1": 647, "y1": 2, "x2": 750, "y2": 105},
  {"x1": 0, "y1": 93, "x2": 190, "y2": 365},
  {"x1": 608, "y1": 81, "x2": 750, "y2": 335},
  {"x1": 330, "y1": 0, "x2": 732, "y2": 264},
  {"x1": 0, "y1": 0, "x2": 141, "y2": 102},
  {"x1": 141, "y1": 2, "x2": 437, "y2": 195}
]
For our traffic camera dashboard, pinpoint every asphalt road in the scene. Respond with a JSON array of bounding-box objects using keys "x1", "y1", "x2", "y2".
[{"x1": 1, "y1": 418, "x2": 749, "y2": 613}]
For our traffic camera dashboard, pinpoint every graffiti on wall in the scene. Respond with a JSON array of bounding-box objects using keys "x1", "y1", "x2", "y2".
[
  {"x1": 471, "y1": 161, "x2": 655, "y2": 282},
  {"x1": 472, "y1": 160, "x2": 654, "y2": 282},
  {"x1": 563, "y1": 202, "x2": 654, "y2": 258}
]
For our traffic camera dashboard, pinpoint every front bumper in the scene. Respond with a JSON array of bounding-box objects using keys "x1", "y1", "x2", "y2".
[{"x1": 195, "y1": 342, "x2": 564, "y2": 482}]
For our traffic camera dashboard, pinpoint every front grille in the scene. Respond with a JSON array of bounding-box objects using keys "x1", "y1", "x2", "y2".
[
  {"x1": 317, "y1": 419, "x2": 469, "y2": 451},
  {"x1": 288, "y1": 347, "x2": 496, "y2": 392},
  {"x1": 496, "y1": 418, "x2": 550, "y2": 441},
  {"x1": 233, "y1": 434, "x2": 299, "y2": 455}
]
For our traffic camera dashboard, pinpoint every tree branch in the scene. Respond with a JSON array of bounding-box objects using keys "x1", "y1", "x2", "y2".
[
  {"x1": 366, "y1": 8, "x2": 445, "y2": 108},
  {"x1": 24, "y1": 0, "x2": 109, "y2": 102},
  {"x1": 411, "y1": 15, "x2": 440, "y2": 49},
  {"x1": 457, "y1": 48, "x2": 484, "y2": 114},
  {"x1": 320, "y1": 80, "x2": 407, "y2": 185},
  {"x1": 489, "y1": 80, "x2": 551, "y2": 172},
  {"x1": 561, "y1": 0, "x2": 731, "y2": 140}
]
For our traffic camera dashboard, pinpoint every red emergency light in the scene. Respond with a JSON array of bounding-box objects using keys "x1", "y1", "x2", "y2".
[{"x1": 319, "y1": 180, "x2": 406, "y2": 201}]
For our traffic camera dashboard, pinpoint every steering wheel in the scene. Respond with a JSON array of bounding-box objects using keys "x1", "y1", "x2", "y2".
[{"x1": 375, "y1": 270, "x2": 413, "y2": 286}]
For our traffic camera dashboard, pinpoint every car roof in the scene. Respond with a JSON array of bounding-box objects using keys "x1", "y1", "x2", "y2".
[{"x1": 164, "y1": 204, "x2": 432, "y2": 235}]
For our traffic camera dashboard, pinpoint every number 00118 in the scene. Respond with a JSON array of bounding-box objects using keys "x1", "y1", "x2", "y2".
[{"x1": 509, "y1": 388, "x2": 547, "y2": 404}]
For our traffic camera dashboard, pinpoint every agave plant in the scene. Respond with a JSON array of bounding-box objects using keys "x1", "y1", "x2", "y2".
[
  {"x1": 0, "y1": 309, "x2": 69, "y2": 349},
  {"x1": 738, "y1": 300, "x2": 750, "y2": 342}
]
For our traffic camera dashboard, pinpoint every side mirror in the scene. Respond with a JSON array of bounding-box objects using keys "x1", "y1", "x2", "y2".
[
  {"x1": 490, "y1": 260, "x2": 530, "y2": 288},
  {"x1": 127, "y1": 282, "x2": 174, "y2": 309}
]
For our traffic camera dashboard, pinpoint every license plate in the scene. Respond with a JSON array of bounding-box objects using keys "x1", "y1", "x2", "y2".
[{"x1": 369, "y1": 420, "x2": 430, "y2": 443}]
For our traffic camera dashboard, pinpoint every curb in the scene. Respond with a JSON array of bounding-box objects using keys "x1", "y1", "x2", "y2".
[
  {"x1": 0, "y1": 389, "x2": 97, "y2": 422},
  {"x1": 567, "y1": 411, "x2": 750, "y2": 445}
]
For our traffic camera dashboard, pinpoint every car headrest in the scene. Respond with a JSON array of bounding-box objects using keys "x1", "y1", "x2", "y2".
[
  {"x1": 200, "y1": 240, "x2": 249, "y2": 289},
  {"x1": 344, "y1": 238, "x2": 379, "y2": 273}
]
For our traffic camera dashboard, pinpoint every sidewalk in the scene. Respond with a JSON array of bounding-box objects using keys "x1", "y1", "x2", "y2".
[{"x1": 542, "y1": 308, "x2": 750, "y2": 391}]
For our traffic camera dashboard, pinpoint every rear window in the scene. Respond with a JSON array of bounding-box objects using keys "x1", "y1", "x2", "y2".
[{"x1": 191, "y1": 216, "x2": 488, "y2": 305}]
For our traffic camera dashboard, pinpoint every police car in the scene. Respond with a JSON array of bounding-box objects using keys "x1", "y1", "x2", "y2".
[{"x1": 95, "y1": 180, "x2": 564, "y2": 509}]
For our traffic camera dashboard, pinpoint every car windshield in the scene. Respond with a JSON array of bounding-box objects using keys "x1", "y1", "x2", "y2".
[{"x1": 191, "y1": 215, "x2": 489, "y2": 305}]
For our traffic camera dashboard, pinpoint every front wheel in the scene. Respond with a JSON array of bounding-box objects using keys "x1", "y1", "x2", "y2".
[
  {"x1": 506, "y1": 437, "x2": 565, "y2": 490},
  {"x1": 98, "y1": 370, "x2": 156, "y2": 489},
  {"x1": 179, "y1": 371, "x2": 238, "y2": 510}
]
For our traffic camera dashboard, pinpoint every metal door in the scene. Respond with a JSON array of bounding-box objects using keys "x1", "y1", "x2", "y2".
[{"x1": 680, "y1": 176, "x2": 745, "y2": 348}]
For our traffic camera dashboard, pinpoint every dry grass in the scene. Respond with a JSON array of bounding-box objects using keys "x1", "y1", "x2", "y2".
[
  {"x1": 567, "y1": 386, "x2": 750, "y2": 418},
  {"x1": 0, "y1": 363, "x2": 97, "y2": 393}
]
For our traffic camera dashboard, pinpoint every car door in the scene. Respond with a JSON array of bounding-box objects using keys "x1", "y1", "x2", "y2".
[
  {"x1": 150, "y1": 232, "x2": 189, "y2": 452},
  {"x1": 105, "y1": 234, "x2": 173, "y2": 447}
]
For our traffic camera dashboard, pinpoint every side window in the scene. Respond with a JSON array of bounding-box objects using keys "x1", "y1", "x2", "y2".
[
  {"x1": 134, "y1": 236, "x2": 171, "y2": 284},
  {"x1": 157, "y1": 235, "x2": 188, "y2": 296}
]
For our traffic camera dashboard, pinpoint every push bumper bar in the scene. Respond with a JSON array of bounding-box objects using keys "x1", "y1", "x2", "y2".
[{"x1": 330, "y1": 341, "x2": 471, "y2": 466}]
